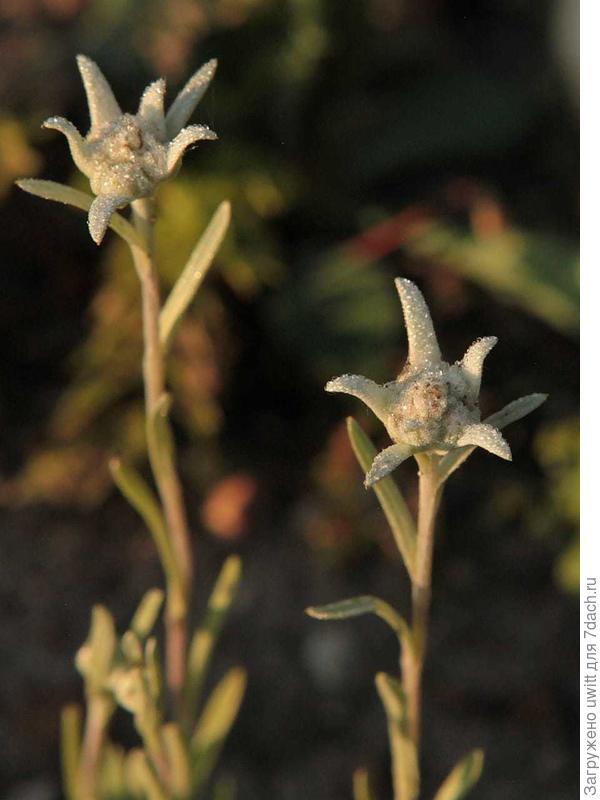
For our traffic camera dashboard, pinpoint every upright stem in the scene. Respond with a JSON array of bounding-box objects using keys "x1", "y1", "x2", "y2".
[
  {"x1": 79, "y1": 695, "x2": 112, "y2": 800},
  {"x1": 405, "y1": 454, "x2": 443, "y2": 750},
  {"x1": 130, "y1": 198, "x2": 194, "y2": 715}
]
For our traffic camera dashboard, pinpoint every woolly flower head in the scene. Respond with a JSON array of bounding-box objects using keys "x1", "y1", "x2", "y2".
[
  {"x1": 326, "y1": 278, "x2": 547, "y2": 487},
  {"x1": 43, "y1": 55, "x2": 217, "y2": 244}
]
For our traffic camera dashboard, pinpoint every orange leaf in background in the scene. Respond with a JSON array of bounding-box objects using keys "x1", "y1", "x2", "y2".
[{"x1": 201, "y1": 473, "x2": 258, "y2": 541}]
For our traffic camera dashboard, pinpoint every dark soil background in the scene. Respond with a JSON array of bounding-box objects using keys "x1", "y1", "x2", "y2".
[{"x1": 0, "y1": 1, "x2": 578, "y2": 798}]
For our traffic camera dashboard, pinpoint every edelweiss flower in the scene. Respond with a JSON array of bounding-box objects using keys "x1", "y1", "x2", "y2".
[
  {"x1": 44, "y1": 55, "x2": 218, "y2": 244},
  {"x1": 327, "y1": 277, "x2": 547, "y2": 487}
]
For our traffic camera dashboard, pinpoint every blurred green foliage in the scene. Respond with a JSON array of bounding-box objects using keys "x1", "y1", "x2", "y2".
[{"x1": 1, "y1": 0, "x2": 578, "y2": 573}]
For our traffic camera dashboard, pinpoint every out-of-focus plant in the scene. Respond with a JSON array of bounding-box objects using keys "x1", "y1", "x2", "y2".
[
  {"x1": 18, "y1": 55, "x2": 245, "y2": 799},
  {"x1": 308, "y1": 277, "x2": 546, "y2": 799}
]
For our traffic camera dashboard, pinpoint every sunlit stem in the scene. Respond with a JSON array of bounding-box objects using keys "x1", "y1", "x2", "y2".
[
  {"x1": 405, "y1": 453, "x2": 443, "y2": 752},
  {"x1": 78, "y1": 694, "x2": 112, "y2": 800},
  {"x1": 129, "y1": 197, "x2": 194, "y2": 718}
]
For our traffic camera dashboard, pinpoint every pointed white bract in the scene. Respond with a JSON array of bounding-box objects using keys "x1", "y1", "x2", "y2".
[
  {"x1": 326, "y1": 277, "x2": 546, "y2": 486},
  {"x1": 77, "y1": 55, "x2": 122, "y2": 134},
  {"x1": 325, "y1": 375, "x2": 393, "y2": 425},
  {"x1": 395, "y1": 278, "x2": 441, "y2": 369},
  {"x1": 165, "y1": 59, "x2": 218, "y2": 139},
  {"x1": 460, "y1": 336, "x2": 497, "y2": 401},
  {"x1": 88, "y1": 194, "x2": 129, "y2": 244},
  {"x1": 365, "y1": 443, "x2": 412, "y2": 487},
  {"x1": 43, "y1": 54, "x2": 218, "y2": 244},
  {"x1": 137, "y1": 79, "x2": 167, "y2": 138},
  {"x1": 167, "y1": 124, "x2": 217, "y2": 173},
  {"x1": 456, "y1": 423, "x2": 511, "y2": 461}
]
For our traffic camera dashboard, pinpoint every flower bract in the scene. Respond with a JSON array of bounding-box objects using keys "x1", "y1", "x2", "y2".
[
  {"x1": 44, "y1": 55, "x2": 218, "y2": 244},
  {"x1": 326, "y1": 277, "x2": 547, "y2": 487}
]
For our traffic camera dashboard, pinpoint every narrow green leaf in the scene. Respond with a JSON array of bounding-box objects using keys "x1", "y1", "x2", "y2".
[
  {"x1": 121, "y1": 630, "x2": 144, "y2": 665},
  {"x1": 125, "y1": 749, "x2": 168, "y2": 800},
  {"x1": 191, "y1": 667, "x2": 247, "y2": 791},
  {"x1": 99, "y1": 742, "x2": 127, "y2": 797},
  {"x1": 433, "y1": 749, "x2": 484, "y2": 800},
  {"x1": 353, "y1": 767, "x2": 377, "y2": 800},
  {"x1": 147, "y1": 393, "x2": 176, "y2": 492},
  {"x1": 306, "y1": 595, "x2": 413, "y2": 657},
  {"x1": 375, "y1": 673, "x2": 419, "y2": 800},
  {"x1": 60, "y1": 704, "x2": 82, "y2": 800},
  {"x1": 347, "y1": 417, "x2": 416, "y2": 578},
  {"x1": 145, "y1": 637, "x2": 163, "y2": 704},
  {"x1": 183, "y1": 556, "x2": 242, "y2": 733},
  {"x1": 109, "y1": 457, "x2": 181, "y2": 603},
  {"x1": 436, "y1": 393, "x2": 548, "y2": 483},
  {"x1": 16, "y1": 179, "x2": 145, "y2": 251},
  {"x1": 485, "y1": 393, "x2": 548, "y2": 430},
  {"x1": 159, "y1": 201, "x2": 231, "y2": 349},
  {"x1": 75, "y1": 605, "x2": 117, "y2": 690},
  {"x1": 161, "y1": 722, "x2": 191, "y2": 797},
  {"x1": 130, "y1": 588, "x2": 165, "y2": 640}
]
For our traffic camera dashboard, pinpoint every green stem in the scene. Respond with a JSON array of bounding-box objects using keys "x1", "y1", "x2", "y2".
[
  {"x1": 78, "y1": 694, "x2": 113, "y2": 800},
  {"x1": 405, "y1": 454, "x2": 443, "y2": 754},
  {"x1": 129, "y1": 198, "x2": 194, "y2": 717}
]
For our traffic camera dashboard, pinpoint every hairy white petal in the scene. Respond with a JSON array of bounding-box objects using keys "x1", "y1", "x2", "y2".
[
  {"x1": 325, "y1": 374, "x2": 392, "y2": 424},
  {"x1": 165, "y1": 59, "x2": 217, "y2": 138},
  {"x1": 76, "y1": 55, "x2": 122, "y2": 134},
  {"x1": 137, "y1": 79, "x2": 166, "y2": 138},
  {"x1": 88, "y1": 194, "x2": 129, "y2": 245},
  {"x1": 460, "y1": 336, "x2": 497, "y2": 400},
  {"x1": 485, "y1": 393, "x2": 548, "y2": 430},
  {"x1": 166, "y1": 124, "x2": 217, "y2": 173},
  {"x1": 395, "y1": 278, "x2": 442, "y2": 369},
  {"x1": 365, "y1": 443, "x2": 413, "y2": 487},
  {"x1": 43, "y1": 116, "x2": 91, "y2": 175},
  {"x1": 457, "y1": 423, "x2": 512, "y2": 461}
]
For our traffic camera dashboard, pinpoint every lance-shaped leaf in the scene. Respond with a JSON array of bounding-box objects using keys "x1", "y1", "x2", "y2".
[
  {"x1": 433, "y1": 749, "x2": 484, "y2": 800},
  {"x1": 125, "y1": 749, "x2": 168, "y2": 800},
  {"x1": 306, "y1": 595, "x2": 414, "y2": 660},
  {"x1": 75, "y1": 604, "x2": 117, "y2": 691},
  {"x1": 109, "y1": 458, "x2": 182, "y2": 605},
  {"x1": 375, "y1": 673, "x2": 419, "y2": 800},
  {"x1": 162, "y1": 722, "x2": 191, "y2": 797},
  {"x1": 436, "y1": 393, "x2": 547, "y2": 483},
  {"x1": 130, "y1": 588, "x2": 165, "y2": 641},
  {"x1": 485, "y1": 393, "x2": 549, "y2": 430},
  {"x1": 121, "y1": 630, "x2": 144, "y2": 665},
  {"x1": 183, "y1": 556, "x2": 243, "y2": 733},
  {"x1": 16, "y1": 179, "x2": 145, "y2": 251},
  {"x1": 159, "y1": 201, "x2": 231, "y2": 349},
  {"x1": 60, "y1": 705, "x2": 82, "y2": 800},
  {"x1": 353, "y1": 767, "x2": 377, "y2": 800},
  {"x1": 148, "y1": 393, "x2": 176, "y2": 479},
  {"x1": 99, "y1": 742, "x2": 127, "y2": 798},
  {"x1": 191, "y1": 667, "x2": 247, "y2": 791},
  {"x1": 347, "y1": 417, "x2": 416, "y2": 578},
  {"x1": 395, "y1": 277, "x2": 441, "y2": 368}
]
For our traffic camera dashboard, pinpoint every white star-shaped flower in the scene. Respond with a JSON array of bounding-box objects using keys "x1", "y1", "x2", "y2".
[
  {"x1": 326, "y1": 277, "x2": 547, "y2": 487},
  {"x1": 44, "y1": 55, "x2": 218, "y2": 244}
]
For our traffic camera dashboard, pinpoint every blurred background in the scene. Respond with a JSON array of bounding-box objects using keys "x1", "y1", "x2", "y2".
[{"x1": 0, "y1": 1, "x2": 578, "y2": 798}]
